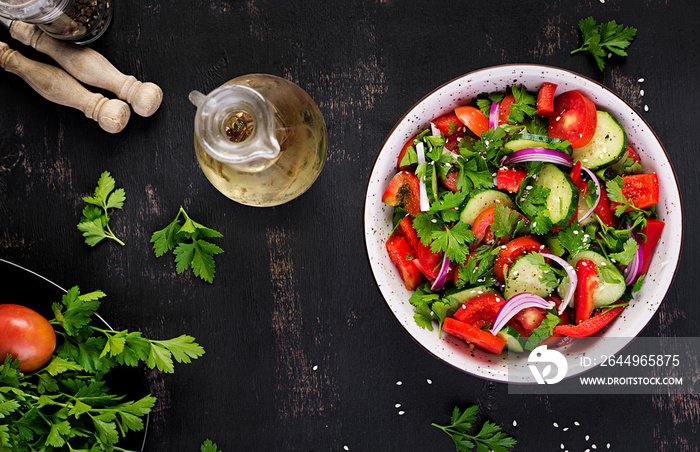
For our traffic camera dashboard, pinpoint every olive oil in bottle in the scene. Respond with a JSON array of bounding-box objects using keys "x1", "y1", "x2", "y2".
[{"x1": 190, "y1": 74, "x2": 326, "y2": 207}]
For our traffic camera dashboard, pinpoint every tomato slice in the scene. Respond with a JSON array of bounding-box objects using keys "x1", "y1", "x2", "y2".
[
  {"x1": 442, "y1": 317, "x2": 506, "y2": 354},
  {"x1": 640, "y1": 218, "x2": 665, "y2": 275},
  {"x1": 574, "y1": 259, "x2": 598, "y2": 324},
  {"x1": 397, "y1": 135, "x2": 418, "y2": 171},
  {"x1": 499, "y1": 94, "x2": 515, "y2": 125},
  {"x1": 536, "y1": 82, "x2": 557, "y2": 118},
  {"x1": 540, "y1": 295, "x2": 571, "y2": 346},
  {"x1": 385, "y1": 235, "x2": 422, "y2": 291},
  {"x1": 553, "y1": 307, "x2": 624, "y2": 338},
  {"x1": 432, "y1": 113, "x2": 462, "y2": 136},
  {"x1": 440, "y1": 168, "x2": 459, "y2": 192},
  {"x1": 494, "y1": 236, "x2": 549, "y2": 283},
  {"x1": 626, "y1": 145, "x2": 641, "y2": 165},
  {"x1": 471, "y1": 206, "x2": 497, "y2": 244},
  {"x1": 570, "y1": 162, "x2": 615, "y2": 227},
  {"x1": 381, "y1": 170, "x2": 421, "y2": 217},
  {"x1": 453, "y1": 294, "x2": 506, "y2": 328},
  {"x1": 496, "y1": 168, "x2": 527, "y2": 193},
  {"x1": 548, "y1": 90, "x2": 597, "y2": 148},
  {"x1": 610, "y1": 174, "x2": 660, "y2": 213},
  {"x1": 454, "y1": 106, "x2": 489, "y2": 137}
]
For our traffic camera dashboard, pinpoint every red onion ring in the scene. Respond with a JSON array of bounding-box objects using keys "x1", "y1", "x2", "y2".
[
  {"x1": 623, "y1": 230, "x2": 644, "y2": 286},
  {"x1": 489, "y1": 293, "x2": 555, "y2": 335},
  {"x1": 415, "y1": 142, "x2": 430, "y2": 212},
  {"x1": 500, "y1": 148, "x2": 574, "y2": 167},
  {"x1": 489, "y1": 101, "x2": 500, "y2": 130},
  {"x1": 430, "y1": 252, "x2": 451, "y2": 291},
  {"x1": 579, "y1": 166, "x2": 601, "y2": 222},
  {"x1": 540, "y1": 253, "x2": 577, "y2": 314}
]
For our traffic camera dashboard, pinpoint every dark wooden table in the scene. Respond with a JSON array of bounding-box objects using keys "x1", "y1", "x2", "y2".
[{"x1": 1, "y1": 1, "x2": 698, "y2": 450}]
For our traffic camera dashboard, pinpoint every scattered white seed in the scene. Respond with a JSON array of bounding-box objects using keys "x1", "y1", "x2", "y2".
[
  {"x1": 513, "y1": 420, "x2": 518, "y2": 427},
  {"x1": 607, "y1": 53, "x2": 612, "y2": 58},
  {"x1": 313, "y1": 365, "x2": 318, "y2": 371},
  {"x1": 592, "y1": 445, "x2": 597, "y2": 449},
  {"x1": 563, "y1": 427, "x2": 570, "y2": 431},
  {"x1": 396, "y1": 381, "x2": 402, "y2": 385},
  {"x1": 600, "y1": 0, "x2": 605, "y2": 3},
  {"x1": 573, "y1": 230, "x2": 579, "y2": 235},
  {"x1": 574, "y1": 421, "x2": 580, "y2": 426},
  {"x1": 638, "y1": 78, "x2": 645, "y2": 82},
  {"x1": 644, "y1": 105, "x2": 649, "y2": 112},
  {"x1": 585, "y1": 450, "x2": 591, "y2": 452},
  {"x1": 395, "y1": 403, "x2": 401, "y2": 408},
  {"x1": 586, "y1": 435, "x2": 590, "y2": 441},
  {"x1": 526, "y1": 185, "x2": 533, "y2": 190},
  {"x1": 640, "y1": 90, "x2": 645, "y2": 96},
  {"x1": 427, "y1": 379, "x2": 432, "y2": 384},
  {"x1": 607, "y1": 444, "x2": 611, "y2": 449},
  {"x1": 431, "y1": 218, "x2": 438, "y2": 223},
  {"x1": 561, "y1": 443, "x2": 565, "y2": 449},
  {"x1": 398, "y1": 411, "x2": 405, "y2": 415},
  {"x1": 344, "y1": 447, "x2": 349, "y2": 451},
  {"x1": 553, "y1": 422, "x2": 559, "y2": 428}
]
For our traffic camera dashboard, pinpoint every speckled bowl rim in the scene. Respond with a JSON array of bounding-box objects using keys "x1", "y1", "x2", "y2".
[{"x1": 363, "y1": 64, "x2": 684, "y2": 383}]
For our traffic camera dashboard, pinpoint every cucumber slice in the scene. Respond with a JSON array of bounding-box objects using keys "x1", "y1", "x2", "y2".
[
  {"x1": 449, "y1": 285, "x2": 499, "y2": 304},
  {"x1": 558, "y1": 249, "x2": 626, "y2": 308},
  {"x1": 460, "y1": 190, "x2": 515, "y2": 225},
  {"x1": 504, "y1": 254, "x2": 556, "y2": 300},
  {"x1": 497, "y1": 326, "x2": 524, "y2": 353},
  {"x1": 572, "y1": 111, "x2": 627, "y2": 170},
  {"x1": 531, "y1": 163, "x2": 578, "y2": 226},
  {"x1": 504, "y1": 133, "x2": 572, "y2": 155}
]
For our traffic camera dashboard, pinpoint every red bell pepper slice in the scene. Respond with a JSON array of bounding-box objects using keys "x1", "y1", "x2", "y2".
[
  {"x1": 397, "y1": 135, "x2": 418, "y2": 171},
  {"x1": 536, "y1": 82, "x2": 557, "y2": 118},
  {"x1": 381, "y1": 170, "x2": 421, "y2": 217},
  {"x1": 397, "y1": 216, "x2": 442, "y2": 281},
  {"x1": 442, "y1": 317, "x2": 506, "y2": 354},
  {"x1": 453, "y1": 294, "x2": 506, "y2": 328},
  {"x1": 569, "y1": 162, "x2": 615, "y2": 227},
  {"x1": 640, "y1": 218, "x2": 665, "y2": 275},
  {"x1": 610, "y1": 173, "x2": 660, "y2": 213},
  {"x1": 553, "y1": 306, "x2": 624, "y2": 338},
  {"x1": 496, "y1": 168, "x2": 527, "y2": 193},
  {"x1": 574, "y1": 259, "x2": 598, "y2": 324},
  {"x1": 498, "y1": 94, "x2": 515, "y2": 125},
  {"x1": 385, "y1": 235, "x2": 422, "y2": 291}
]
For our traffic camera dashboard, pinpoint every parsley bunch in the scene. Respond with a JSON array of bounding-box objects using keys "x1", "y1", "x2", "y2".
[
  {"x1": 77, "y1": 171, "x2": 126, "y2": 247},
  {"x1": 200, "y1": 439, "x2": 222, "y2": 452},
  {"x1": 432, "y1": 405, "x2": 517, "y2": 452},
  {"x1": 151, "y1": 207, "x2": 224, "y2": 283},
  {"x1": 0, "y1": 287, "x2": 205, "y2": 451},
  {"x1": 571, "y1": 17, "x2": 637, "y2": 71}
]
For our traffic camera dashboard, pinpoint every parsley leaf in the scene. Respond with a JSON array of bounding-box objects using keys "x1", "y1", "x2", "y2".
[
  {"x1": 201, "y1": 439, "x2": 223, "y2": 452},
  {"x1": 77, "y1": 171, "x2": 126, "y2": 246},
  {"x1": 491, "y1": 205, "x2": 528, "y2": 238},
  {"x1": 557, "y1": 221, "x2": 590, "y2": 257},
  {"x1": 507, "y1": 86, "x2": 537, "y2": 124},
  {"x1": 431, "y1": 222, "x2": 475, "y2": 264},
  {"x1": 151, "y1": 207, "x2": 224, "y2": 283},
  {"x1": 571, "y1": 17, "x2": 637, "y2": 71},
  {"x1": 432, "y1": 405, "x2": 517, "y2": 452},
  {"x1": 517, "y1": 185, "x2": 553, "y2": 235},
  {"x1": 609, "y1": 236, "x2": 639, "y2": 266},
  {"x1": 524, "y1": 310, "x2": 562, "y2": 350}
]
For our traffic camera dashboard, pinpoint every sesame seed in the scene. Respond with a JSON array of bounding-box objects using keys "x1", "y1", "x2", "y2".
[
  {"x1": 586, "y1": 435, "x2": 590, "y2": 441},
  {"x1": 592, "y1": 445, "x2": 597, "y2": 450},
  {"x1": 644, "y1": 105, "x2": 649, "y2": 112},
  {"x1": 573, "y1": 230, "x2": 579, "y2": 235},
  {"x1": 396, "y1": 381, "x2": 402, "y2": 385},
  {"x1": 398, "y1": 411, "x2": 405, "y2": 415},
  {"x1": 427, "y1": 379, "x2": 432, "y2": 384},
  {"x1": 526, "y1": 185, "x2": 533, "y2": 190},
  {"x1": 640, "y1": 90, "x2": 645, "y2": 96},
  {"x1": 600, "y1": 0, "x2": 605, "y2": 3},
  {"x1": 344, "y1": 447, "x2": 349, "y2": 451},
  {"x1": 553, "y1": 422, "x2": 559, "y2": 428},
  {"x1": 638, "y1": 78, "x2": 645, "y2": 82},
  {"x1": 563, "y1": 427, "x2": 569, "y2": 431},
  {"x1": 313, "y1": 365, "x2": 318, "y2": 371},
  {"x1": 513, "y1": 420, "x2": 518, "y2": 427},
  {"x1": 574, "y1": 421, "x2": 580, "y2": 426},
  {"x1": 586, "y1": 450, "x2": 591, "y2": 452},
  {"x1": 561, "y1": 444, "x2": 565, "y2": 449},
  {"x1": 607, "y1": 444, "x2": 611, "y2": 449}
]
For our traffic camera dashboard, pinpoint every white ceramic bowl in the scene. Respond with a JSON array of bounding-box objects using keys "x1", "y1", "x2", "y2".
[{"x1": 363, "y1": 64, "x2": 683, "y2": 382}]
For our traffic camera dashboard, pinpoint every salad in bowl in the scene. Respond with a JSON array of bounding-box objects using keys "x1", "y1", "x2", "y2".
[{"x1": 364, "y1": 65, "x2": 682, "y2": 382}]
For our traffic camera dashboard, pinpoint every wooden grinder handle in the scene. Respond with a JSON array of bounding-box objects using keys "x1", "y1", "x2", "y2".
[
  {"x1": 10, "y1": 21, "x2": 163, "y2": 117},
  {"x1": 0, "y1": 41, "x2": 130, "y2": 133}
]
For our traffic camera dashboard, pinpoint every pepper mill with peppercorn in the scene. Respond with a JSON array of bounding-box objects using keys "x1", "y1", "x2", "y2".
[{"x1": 0, "y1": 0, "x2": 112, "y2": 44}]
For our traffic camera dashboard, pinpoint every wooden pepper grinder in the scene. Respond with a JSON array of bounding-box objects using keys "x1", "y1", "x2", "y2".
[
  {"x1": 7, "y1": 21, "x2": 163, "y2": 117},
  {"x1": 0, "y1": 40, "x2": 130, "y2": 133}
]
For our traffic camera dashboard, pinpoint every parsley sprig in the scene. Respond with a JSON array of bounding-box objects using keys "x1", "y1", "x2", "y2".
[
  {"x1": 0, "y1": 287, "x2": 205, "y2": 451},
  {"x1": 432, "y1": 405, "x2": 517, "y2": 452},
  {"x1": 151, "y1": 207, "x2": 224, "y2": 283},
  {"x1": 201, "y1": 439, "x2": 223, "y2": 452},
  {"x1": 77, "y1": 171, "x2": 126, "y2": 247},
  {"x1": 571, "y1": 17, "x2": 637, "y2": 71}
]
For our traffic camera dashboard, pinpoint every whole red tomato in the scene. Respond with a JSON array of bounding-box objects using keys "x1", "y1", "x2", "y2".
[{"x1": 0, "y1": 304, "x2": 56, "y2": 372}]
